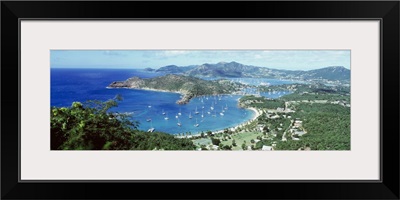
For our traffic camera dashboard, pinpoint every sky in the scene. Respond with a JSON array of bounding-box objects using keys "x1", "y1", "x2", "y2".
[{"x1": 50, "y1": 50, "x2": 350, "y2": 70}]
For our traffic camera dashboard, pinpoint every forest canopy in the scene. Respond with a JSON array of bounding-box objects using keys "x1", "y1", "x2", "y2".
[{"x1": 50, "y1": 96, "x2": 196, "y2": 150}]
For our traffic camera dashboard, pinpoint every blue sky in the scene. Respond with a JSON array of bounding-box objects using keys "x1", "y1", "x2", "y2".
[{"x1": 51, "y1": 50, "x2": 350, "y2": 70}]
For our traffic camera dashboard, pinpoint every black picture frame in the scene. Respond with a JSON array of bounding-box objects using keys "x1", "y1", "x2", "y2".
[{"x1": 1, "y1": 1, "x2": 399, "y2": 199}]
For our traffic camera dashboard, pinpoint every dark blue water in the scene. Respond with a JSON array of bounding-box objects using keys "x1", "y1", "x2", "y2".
[{"x1": 51, "y1": 69, "x2": 257, "y2": 135}]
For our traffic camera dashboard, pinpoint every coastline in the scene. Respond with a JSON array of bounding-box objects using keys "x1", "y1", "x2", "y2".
[
  {"x1": 211, "y1": 107, "x2": 261, "y2": 135},
  {"x1": 107, "y1": 86, "x2": 235, "y2": 105},
  {"x1": 109, "y1": 84, "x2": 262, "y2": 138},
  {"x1": 177, "y1": 106, "x2": 262, "y2": 139},
  {"x1": 107, "y1": 86, "x2": 182, "y2": 95}
]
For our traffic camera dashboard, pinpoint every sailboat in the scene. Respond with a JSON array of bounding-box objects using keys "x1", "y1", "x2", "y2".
[
  {"x1": 162, "y1": 109, "x2": 166, "y2": 115},
  {"x1": 178, "y1": 108, "x2": 182, "y2": 116},
  {"x1": 212, "y1": 111, "x2": 217, "y2": 117},
  {"x1": 201, "y1": 110, "x2": 204, "y2": 118},
  {"x1": 148, "y1": 121, "x2": 155, "y2": 132},
  {"x1": 210, "y1": 102, "x2": 214, "y2": 110},
  {"x1": 194, "y1": 118, "x2": 199, "y2": 127},
  {"x1": 164, "y1": 112, "x2": 169, "y2": 120},
  {"x1": 189, "y1": 112, "x2": 192, "y2": 119},
  {"x1": 175, "y1": 114, "x2": 179, "y2": 119},
  {"x1": 177, "y1": 118, "x2": 181, "y2": 126},
  {"x1": 224, "y1": 104, "x2": 228, "y2": 110},
  {"x1": 146, "y1": 118, "x2": 152, "y2": 122},
  {"x1": 195, "y1": 106, "x2": 199, "y2": 114}
]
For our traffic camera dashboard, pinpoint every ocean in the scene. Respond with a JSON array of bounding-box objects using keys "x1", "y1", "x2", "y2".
[{"x1": 51, "y1": 68, "x2": 296, "y2": 135}]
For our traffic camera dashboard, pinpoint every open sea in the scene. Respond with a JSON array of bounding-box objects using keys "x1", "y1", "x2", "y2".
[{"x1": 51, "y1": 68, "x2": 297, "y2": 135}]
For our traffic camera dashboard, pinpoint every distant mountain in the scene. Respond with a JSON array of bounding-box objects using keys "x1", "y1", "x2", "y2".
[
  {"x1": 155, "y1": 65, "x2": 197, "y2": 74},
  {"x1": 305, "y1": 66, "x2": 350, "y2": 80},
  {"x1": 186, "y1": 61, "x2": 261, "y2": 78},
  {"x1": 143, "y1": 67, "x2": 155, "y2": 72},
  {"x1": 154, "y1": 61, "x2": 350, "y2": 81}
]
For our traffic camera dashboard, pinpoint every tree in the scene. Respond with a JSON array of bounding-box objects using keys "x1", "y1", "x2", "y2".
[
  {"x1": 207, "y1": 131, "x2": 212, "y2": 137},
  {"x1": 51, "y1": 98, "x2": 196, "y2": 150},
  {"x1": 241, "y1": 143, "x2": 247, "y2": 150},
  {"x1": 232, "y1": 139, "x2": 237, "y2": 147},
  {"x1": 211, "y1": 137, "x2": 221, "y2": 146}
]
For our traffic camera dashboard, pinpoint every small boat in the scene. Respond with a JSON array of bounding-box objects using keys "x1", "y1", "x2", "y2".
[
  {"x1": 147, "y1": 128, "x2": 155, "y2": 132},
  {"x1": 164, "y1": 113, "x2": 169, "y2": 120},
  {"x1": 177, "y1": 118, "x2": 181, "y2": 126},
  {"x1": 220, "y1": 112, "x2": 224, "y2": 116},
  {"x1": 146, "y1": 118, "x2": 151, "y2": 122}
]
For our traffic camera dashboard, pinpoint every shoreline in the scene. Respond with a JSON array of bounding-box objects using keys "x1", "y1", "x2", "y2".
[
  {"x1": 109, "y1": 85, "x2": 262, "y2": 138},
  {"x1": 107, "y1": 86, "x2": 236, "y2": 105},
  {"x1": 176, "y1": 106, "x2": 262, "y2": 139},
  {"x1": 107, "y1": 86, "x2": 182, "y2": 95}
]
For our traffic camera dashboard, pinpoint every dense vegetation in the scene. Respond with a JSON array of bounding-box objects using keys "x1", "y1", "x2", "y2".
[
  {"x1": 259, "y1": 83, "x2": 350, "y2": 95},
  {"x1": 274, "y1": 103, "x2": 350, "y2": 150},
  {"x1": 232, "y1": 89, "x2": 350, "y2": 151},
  {"x1": 281, "y1": 93, "x2": 350, "y2": 102},
  {"x1": 51, "y1": 96, "x2": 196, "y2": 150}
]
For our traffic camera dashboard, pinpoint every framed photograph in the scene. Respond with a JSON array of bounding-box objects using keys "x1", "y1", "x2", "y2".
[{"x1": 2, "y1": 1, "x2": 399, "y2": 199}]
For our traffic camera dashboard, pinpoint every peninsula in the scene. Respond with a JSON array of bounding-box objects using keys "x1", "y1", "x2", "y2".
[{"x1": 108, "y1": 74, "x2": 243, "y2": 104}]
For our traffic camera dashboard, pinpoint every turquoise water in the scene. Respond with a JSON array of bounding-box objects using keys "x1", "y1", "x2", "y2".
[
  {"x1": 51, "y1": 69, "x2": 299, "y2": 135},
  {"x1": 51, "y1": 69, "x2": 257, "y2": 135}
]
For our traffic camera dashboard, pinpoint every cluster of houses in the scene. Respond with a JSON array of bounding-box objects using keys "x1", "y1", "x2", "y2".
[{"x1": 289, "y1": 119, "x2": 306, "y2": 140}]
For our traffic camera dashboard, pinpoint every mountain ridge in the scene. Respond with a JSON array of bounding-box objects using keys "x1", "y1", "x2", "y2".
[{"x1": 153, "y1": 61, "x2": 350, "y2": 81}]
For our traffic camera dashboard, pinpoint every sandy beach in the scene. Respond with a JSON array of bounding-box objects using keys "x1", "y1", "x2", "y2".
[
  {"x1": 177, "y1": 107, "x2": 262, "y2": 139},
  {"x1": 221, "y1": 107, "x2": 262, "y2": 133}
]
